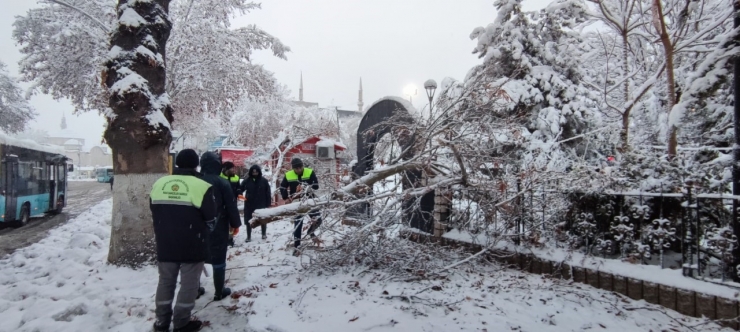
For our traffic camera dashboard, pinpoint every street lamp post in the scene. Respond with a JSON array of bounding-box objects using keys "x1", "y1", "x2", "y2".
[
  {"x1": 424, "y1": 79, "x2": 438, "y2": 115},
  {"x1": 424, "y1": 79, "x2": 444, "y2": 237}
]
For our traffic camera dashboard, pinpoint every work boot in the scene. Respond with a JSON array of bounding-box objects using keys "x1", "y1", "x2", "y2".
[
  {"x1": 245, "y1": 237, "x2": 251, "y2": 243},
  {"x1": 173, "y1": 320, "x2": 203, "y2": 332},
  {"x1": 153, "y1": 321, "x2": 170, "y2": 332},
  {"x1": 196, "y1": 286, "x2": 205, "y2": 299},
  {"x1": 214, "y1": 287, "x2": 232, "y2": 301},
  {"x1": 262, "y1": 234, "x2": 267, "y2": 240}
]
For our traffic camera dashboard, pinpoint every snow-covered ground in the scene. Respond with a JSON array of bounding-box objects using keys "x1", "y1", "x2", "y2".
[
  {"x1": 0, "y1": 199, "x2": 729, "y2": 332},
  {"x1": 444, "y1": 229, "x2": 740, "y2": 301}
]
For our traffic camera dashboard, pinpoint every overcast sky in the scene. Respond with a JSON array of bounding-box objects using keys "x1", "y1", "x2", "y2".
[{"x1": 0, "y1": 0, "x2": 550, "y2": 148}]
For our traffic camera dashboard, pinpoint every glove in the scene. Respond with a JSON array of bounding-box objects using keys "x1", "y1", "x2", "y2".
[{"x1": 231, "y1": 227, "x2": 239, "y2": 236}]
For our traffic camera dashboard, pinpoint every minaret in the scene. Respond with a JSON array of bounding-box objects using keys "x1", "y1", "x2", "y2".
[
  {"x1": 60, "y1": 111, "x2": 67, "y2": 130},
  {"x1": 299, "y1": 72, "x2": 304, "y2": 102},
  {"x1": 358, "y1": 77, "x2": 364, "y2": 112}
]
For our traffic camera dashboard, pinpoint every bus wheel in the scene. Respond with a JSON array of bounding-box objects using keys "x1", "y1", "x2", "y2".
[
  {"x1": 56, "y1": 197, "x2": 64, "y2": 214},
  {"x1": 17, "y1": 204, "x2": 30, "y2": 227}
]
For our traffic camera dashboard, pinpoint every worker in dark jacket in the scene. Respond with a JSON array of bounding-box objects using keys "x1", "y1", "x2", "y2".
[
  {"x1": 199, "y1": 152, "x2": 242, "y2": 301},
  {"x1": 220, "y1": 162, "x2": 242, "y2": 197},
  {"x1": 280, "y1": 158, "x2": 322, "y2": 255},
  {"x1": 220, "y1": 161, "x2": 242, "y2": 247},
  {"x1": 243, "y1": 164, "x2": 272, "y2": 242},
  {"x1": 150, "y1": 149, "x2": 217, "y2": 332}
]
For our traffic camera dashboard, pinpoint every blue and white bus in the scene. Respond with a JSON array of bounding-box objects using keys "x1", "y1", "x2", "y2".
[
  {"x1": 96, "y1": 166, "x2": 113, "y2": 183},
  {"x1": 1, "y1": 134, "x2": 68, "y2": 226}
]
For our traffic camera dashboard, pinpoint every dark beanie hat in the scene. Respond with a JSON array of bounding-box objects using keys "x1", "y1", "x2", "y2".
[
  {"x1": 176, "y1": 149, "x2": 199, "y2": 169},
  {"x1": 291, "y1": 158, "x2": 303, "y2": 168}
]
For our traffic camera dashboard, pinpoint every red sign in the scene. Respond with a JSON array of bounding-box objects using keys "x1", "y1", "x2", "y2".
[{"x1": 220, "y1": 149, "x2": 254, "y2": 167}]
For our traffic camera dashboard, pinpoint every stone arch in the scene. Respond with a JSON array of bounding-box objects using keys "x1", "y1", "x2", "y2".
[{"x1": 350, "y1": 97, "x2": 435, "y2": 233}]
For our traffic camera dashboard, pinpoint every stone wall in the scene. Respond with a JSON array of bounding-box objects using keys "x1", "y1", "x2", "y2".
[{"x1": 401, "y1": 230, "x2": 739, "y2": 329}]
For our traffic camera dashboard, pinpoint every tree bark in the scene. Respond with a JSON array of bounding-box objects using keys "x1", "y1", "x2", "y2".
[
  {"x1": 104, "y1": 0, "x2": 173, "y2": 266},
  {"x1": 621, "y1": 31, "x2": 631, "y2": 152},
  {"x1": 731, "y1": 0, "x2": 740, "y2": 282},
  {"x1": 652, "y1": 0, "x2": 678, "y2": 158}
]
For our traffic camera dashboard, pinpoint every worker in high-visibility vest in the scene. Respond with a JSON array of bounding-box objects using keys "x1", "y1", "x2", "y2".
[
  {"x1": 220, "y1": 161, "x2": 242, "y2": 247},
  {"x1": 219, "y1": 162, "x2": 242, "y2": 197},
  {"x1": 279, "y1": 158, "x2": 322, "y2": 256}
]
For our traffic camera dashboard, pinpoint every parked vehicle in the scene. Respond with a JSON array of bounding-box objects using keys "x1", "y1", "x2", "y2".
[{"x1": 1, "y1": 134, "x2": 68, "y2": 226}]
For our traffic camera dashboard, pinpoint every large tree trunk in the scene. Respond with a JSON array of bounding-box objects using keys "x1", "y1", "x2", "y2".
[{"x1": 104, "y1": 0, "x2": 173, "y2": 266}]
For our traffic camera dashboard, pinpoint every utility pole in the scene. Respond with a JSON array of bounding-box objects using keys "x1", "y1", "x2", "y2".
[{"x1": 732, "y1": 0, "x2": 740, "y2": 282}]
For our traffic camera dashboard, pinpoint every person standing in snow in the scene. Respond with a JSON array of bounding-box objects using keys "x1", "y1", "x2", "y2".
[
  {"x1": 109, "y1": 175, "x2": 114, "y2": 191},
  {"x1": 242, "y1": 164, "x2": 273, "y2": 242},
  {"x1": 220, "y1": 161, "x2": 242, "y2": 197},
  {"x1": 150, "y1": 149, "x2": 217, "y2": 332},
  {"x1": 220, "y1": 161, "x2": 242, "y2": 247},
  {"x1": 279, "y1": 158, "x2": 322, "y2": 255},
  {"x1": 199, "y1": 152, "x2": 242, "y2": 300}
]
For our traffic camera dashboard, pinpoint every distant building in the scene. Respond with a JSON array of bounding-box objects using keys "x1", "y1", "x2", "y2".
[
  {"x1": 290, "y1": 73, "x2": 364, "y2": 119},
  {"x1": 45, "y1": 113, "x2": 112, "y2": 172},
  {"x1": 46, "y1": 113, "x2": 86, "y2": 148},
  {"x1": 291, "y1": 73, "x2": 319, "y2": 108}
]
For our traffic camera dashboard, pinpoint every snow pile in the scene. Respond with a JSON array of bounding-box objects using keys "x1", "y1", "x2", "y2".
[
  {"x1": 0, "y1": 199, "x2": 157, "y2": 332},
  {"x1": 0, "y1": 200, "x2": 729, "y2": 331}
]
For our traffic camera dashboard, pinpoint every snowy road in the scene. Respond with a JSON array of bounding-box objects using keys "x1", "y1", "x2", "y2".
[{"x1": 0, "y1": 181, "x2": 111, "y2": 258}]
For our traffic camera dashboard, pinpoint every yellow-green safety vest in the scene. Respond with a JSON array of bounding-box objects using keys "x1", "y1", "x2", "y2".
[
  {"x1": 150, "y1": 175, "x2": 212, "y2": 208},
  {"x1": 285, "y1": 168, "x2": 313, "y2": 182},
  {"x1": 220, "y1": 173, "x2": 240, "y2": 183}
]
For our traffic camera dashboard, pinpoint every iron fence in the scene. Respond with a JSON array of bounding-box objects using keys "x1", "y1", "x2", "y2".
[{"x1": 445, "y1": 183, "x2": 740, "y2": 284}]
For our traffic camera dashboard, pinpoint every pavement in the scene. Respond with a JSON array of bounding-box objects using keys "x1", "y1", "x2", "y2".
[{"x1": 0, "y1": 181, "x2": 112, "y2": 258}]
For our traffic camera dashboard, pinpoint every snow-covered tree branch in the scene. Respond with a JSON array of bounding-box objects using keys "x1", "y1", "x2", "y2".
[{"x1": 0, "y1": 61, "x2": 35, "y2": 134}]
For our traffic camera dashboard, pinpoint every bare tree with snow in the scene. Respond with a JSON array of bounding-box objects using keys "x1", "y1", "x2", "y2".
[
  {"x1": 0, "y1": 61, "x2": 35, "y2": 134},
  {"x1": 13, "y1": 0, "x2": 289, "y2": 141}
]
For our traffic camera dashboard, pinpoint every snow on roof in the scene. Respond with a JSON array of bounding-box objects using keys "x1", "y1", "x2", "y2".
[
  {"x1": 217, "y1": 146, "x2": 254, "y2": 151},
  {"x1": 85, "y1": 145, "x2": 112, "y2": 154},
  {"x1": 64, "y1": 139, "x2": 82, "y2": 146},
  {"x1": 366, "y1": 96, "x2": 419, "y2": 115},
  {"x1": 0, "y1": 131, "x2": 66, "y2": 155},
  {"x1": 317, "y1": 137, "x2": 348, "y2": 150}
]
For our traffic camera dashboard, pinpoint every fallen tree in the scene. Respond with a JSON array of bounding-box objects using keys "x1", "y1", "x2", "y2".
[{"x1": 249, "y1": 159, "x2": 441, "y2": 227}]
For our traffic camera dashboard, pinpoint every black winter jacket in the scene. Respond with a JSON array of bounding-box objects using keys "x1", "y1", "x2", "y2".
[
  {"x1": 279, "y1": 168, "x2": 319, "y2": 200},
  {"x1": 200, "y1": 152, "x2": 242, "y2": 249},
  {"x1": 220, "y1": 173, "x2": 243, "y2": 198},
  {"x1": 150, "y1": 168, "x2": 217, "y2": 263},
  {"x1": 242, "y1": 165, "x2": 272, "y2": 211}
]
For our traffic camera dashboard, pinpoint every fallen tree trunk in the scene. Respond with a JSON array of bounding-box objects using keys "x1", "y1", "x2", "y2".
[{"x1": 249, "y1": 161, "x2": 458, "y2": 228}]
